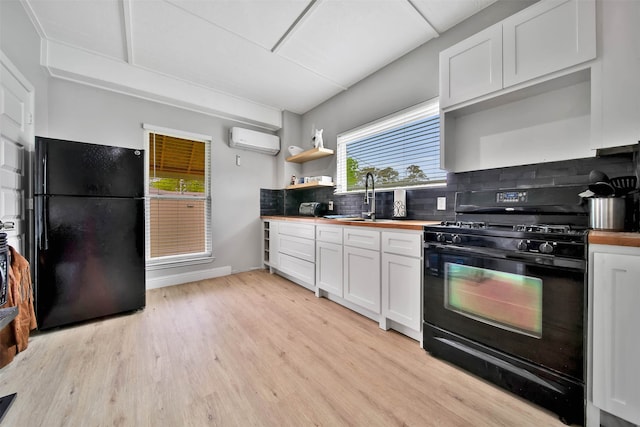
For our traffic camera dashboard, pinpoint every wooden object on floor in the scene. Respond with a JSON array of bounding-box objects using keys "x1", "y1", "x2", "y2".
[
  {"x1": 0, "y1": 271, "x2": 568, "y2": 426},
  {"x1": 0, "y1": 307, "x2": 18, "y2": 422}
]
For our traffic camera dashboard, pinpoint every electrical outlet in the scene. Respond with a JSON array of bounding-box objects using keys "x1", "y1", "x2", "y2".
[
  {"x1": 235, "y1": 155, "x2": 241, "y2": 166},
  {"x1": 437, "y1": 197, "x2": 446, "y2": 210},
  {"x1": 328, "y1": 200, "x2": 334, "y2": 211}
]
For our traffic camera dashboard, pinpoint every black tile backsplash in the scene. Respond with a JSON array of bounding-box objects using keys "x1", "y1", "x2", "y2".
[
  {"x1": 261, "y1": 152, "x2": 636, "y2": 220},
  {"x1": 259, "y1": 189, "x2": 283, "y2": 216}
]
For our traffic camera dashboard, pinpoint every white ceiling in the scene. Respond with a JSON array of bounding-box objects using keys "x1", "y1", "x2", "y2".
[{"x1": 23, "y1": 0, "x2": 497, "y2": 116}]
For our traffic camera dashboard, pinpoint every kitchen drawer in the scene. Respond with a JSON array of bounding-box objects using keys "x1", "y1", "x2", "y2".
[
  {"x1": 381, "y1": 231, "x2": 421, "y2": 257},
  {"x1": 279, "y1": 222, "x2": 315, "y2": 239},
  {"x1": 343, "y1": 227, "x2": 380, "y2": 251},
  {"x1": 316, "y1": 225, "x2": 342, "y2": 244},
  {"x1": 278, "y1": 234, "x2": 315, "y2": 262},
  {"x1": 278, "y1": 253, "x2": 315, "y2": 286}
]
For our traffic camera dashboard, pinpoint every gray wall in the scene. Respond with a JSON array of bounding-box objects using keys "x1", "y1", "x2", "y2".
[
  {"x1": 47, "y1": 79, "x2": 278, "y2": 280},
  {"x1": 298, "y1": 0, "x2": 536, "y2": 180},
  {"x1": 2, "y1": 0, "x2": 279, "y2": 284},
  {"x1": 277, "y1": 111, "x2": 303, "y2": 189},
  {"x1": 1, "y1": 0, "x2": 50, "y2": 136}
]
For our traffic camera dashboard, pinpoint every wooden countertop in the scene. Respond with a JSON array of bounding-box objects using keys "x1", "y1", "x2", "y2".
[
  {"x1": 589, "y1": 231, "x2": 640, "y2": 247},
  {"x1": 261, "y1": 216, "x2": 441, "y2": 231}
]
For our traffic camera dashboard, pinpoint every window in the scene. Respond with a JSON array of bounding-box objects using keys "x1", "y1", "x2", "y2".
[
  {"x1": 144, "y1": 124, "x2": 211, "y2": 266},
  {"x1": 336, "y1": 98, "x2": 446, "y2": 193}
]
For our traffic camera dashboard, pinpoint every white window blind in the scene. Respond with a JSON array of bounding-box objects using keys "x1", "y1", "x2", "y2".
[
  {"x1": 336, "y1": 98, "x2": 446, "y2": 193},
  {"x1": 144, "y1": 125, "x2": 212, "y2": 266}
]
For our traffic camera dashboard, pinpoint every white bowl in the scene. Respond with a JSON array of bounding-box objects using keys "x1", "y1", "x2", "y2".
[{"x1": 288, "y1": 145, "x2": 304, "y2": 156}]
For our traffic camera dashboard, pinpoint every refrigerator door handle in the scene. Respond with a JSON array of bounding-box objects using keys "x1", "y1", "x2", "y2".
[
  {"x1": 37, "y1": 197, "x2": 49, "y2": 251},
  {"x1": 42, "y1": 150, "x2": 48, "y2": 195},
  {"x1": 43, "y1": 204, "x2": 49, "y2": 250}
]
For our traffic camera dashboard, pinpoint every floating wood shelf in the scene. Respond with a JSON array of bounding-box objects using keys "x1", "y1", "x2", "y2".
[
  {"x1": 286, "y1": 182, "x2": 335, "y2": 190},
  {"x1": 286, "y1": 147, "x2": 334, "y2": 163}
]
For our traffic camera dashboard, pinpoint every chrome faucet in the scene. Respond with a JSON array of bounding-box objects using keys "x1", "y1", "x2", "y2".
[{"x1": 362, "y1": 172, "x2": 376, "y2": 220}]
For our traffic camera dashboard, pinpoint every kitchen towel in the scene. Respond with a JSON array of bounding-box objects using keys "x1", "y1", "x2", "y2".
[
  {"x1": 393, "y1": 189, "x2": 407, "y2": 218},
  {"x1": 0, "y1": 246, "x2": 37, "y2": 368}
]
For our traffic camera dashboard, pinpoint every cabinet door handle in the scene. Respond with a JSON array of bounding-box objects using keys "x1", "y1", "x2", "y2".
[{"x1": 186, "y1": 204, "x2": 194, "y2": 208}]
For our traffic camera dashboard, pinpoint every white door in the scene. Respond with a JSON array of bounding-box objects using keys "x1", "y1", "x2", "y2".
[
  {"x1": 316, "y1": 240, "x2": 343, "y2": 297},
  {"x1": 439, "y1": 23, "x2": 503, "y2": 109},
  {"x1": 343, "y1": 245, "x2": 380, "y2": 314},
  {"x1": 592, "y1": 250, "x2": 640, "y2": 425},
  {"x1": 381, "y1": 252, "x2": 421, "y2": 330},
  {"x1": 0, "y1": 51, "x2": 34, "y2": 255},
  {"x1": 502, "y1": 0, "x2": 596, "y2": 87}
]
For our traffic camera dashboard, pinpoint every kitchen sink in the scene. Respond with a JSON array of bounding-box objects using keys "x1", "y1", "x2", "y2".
[{"x1": 325, "y1": 216, "x2": 401, "y2": 223}]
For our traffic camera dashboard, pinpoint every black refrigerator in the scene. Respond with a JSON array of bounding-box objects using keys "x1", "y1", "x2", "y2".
[{"x1": 34, "y1": 137, "x2": 145, "y2": 330}]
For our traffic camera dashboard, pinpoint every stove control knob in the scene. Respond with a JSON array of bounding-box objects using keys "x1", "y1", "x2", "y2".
[
  {"x1": 436, "y1": 233, "x2": 446, "y2": 242},
  {"x1": 517, "y1": 240, "x2": 528, "y2": 251},
  {"x1": 452, "y1": 234, "x2": 462, "y2": 244},
  {"x1": 539, "y1": 242, "x2": 554, "y2": 254}
]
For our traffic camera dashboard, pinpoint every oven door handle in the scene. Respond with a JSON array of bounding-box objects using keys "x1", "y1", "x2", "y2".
[
  {"x1": 505, "y1": 252, "x2": 585, "y2": 269},
  {"x1": 425, "y1": 243, "x2": 508, "y2": 259},
  {"x1": 425, "y1": 243, "x2": 585, "y2": 269}
]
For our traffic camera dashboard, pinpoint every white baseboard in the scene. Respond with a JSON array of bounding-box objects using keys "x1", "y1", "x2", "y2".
[{"x1": 146, "y1": 266, "x2": 232, "y2": 289}]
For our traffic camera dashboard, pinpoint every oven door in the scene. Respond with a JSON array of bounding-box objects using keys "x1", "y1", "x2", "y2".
[{"x1": 424, "y1": 243, "x2": 585, "y2": 381}]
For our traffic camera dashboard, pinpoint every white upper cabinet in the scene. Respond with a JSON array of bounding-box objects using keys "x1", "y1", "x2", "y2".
[
  {"x1": 439, "y1": 24, "x2": 502, "y2": 109},
  {"x1": 439, "y1": 0, "x2": 596, "y2": 110},
  {"x1": 591, "y1": 0, "x2": 640, "y2": 150},
  {"x1": 502, "y1": 0, "x2": 596, "y2": 88}
]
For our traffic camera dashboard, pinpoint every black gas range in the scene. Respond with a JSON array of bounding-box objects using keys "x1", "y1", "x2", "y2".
[
  {"x1": 423, "y1": 186, "x2": 589, "y2": 425},
  {"x1": 425, "y1": 220, "x2": 588, "y2": 262}
]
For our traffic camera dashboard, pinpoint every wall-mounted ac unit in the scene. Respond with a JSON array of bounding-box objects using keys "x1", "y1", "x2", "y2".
[{"x1": 229, "y1": 127, "x2": 280, "y2": 155}]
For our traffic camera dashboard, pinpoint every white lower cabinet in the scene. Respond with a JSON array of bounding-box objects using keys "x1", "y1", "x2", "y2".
[
  {"x1": 278, "y1": 234, "x2": 315, "y2": 262},
  {"x1": 269, "y1": 221, "x2": 280, "y2": 268},
  {"x1": 381, "y1": 231, "x2": 422, "y2": 336},
  {"x1": 590, "y1": 244, "x2": 640, "y2": 426},
  {"x1": 267, "y1": 221, "x2": 423, "y2": 342},
  {"x1": 271, "y1": 221, "x2": 315, "y2": 290},
  {"x1": 316, "y1": 240, "x2": 343, "y2": 297},
  {"x1": 278, "y1": 252, "x2": 315, "y2": 287},
  {"x1": 262, "y1": 220, "x2": 278, "y2": 269},
  {"x1": 343, "y1": 244, "x2": 380, "y2": 314}
]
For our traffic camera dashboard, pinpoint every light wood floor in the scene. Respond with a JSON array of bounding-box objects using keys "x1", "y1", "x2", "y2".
[{"x1": 0, "y1": 270, "x2": 569, "y2": 426}]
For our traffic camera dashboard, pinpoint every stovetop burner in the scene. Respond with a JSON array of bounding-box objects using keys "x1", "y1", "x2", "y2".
[
  {"x1": 512, "y1": 224, "x2": 584, "y2": 234},
  {"x1": 441, "y1": 221, "x2": 487, "y2": 229},
  {"x1": 437, "y1": 221, "x2": 587, "y2": 235}
]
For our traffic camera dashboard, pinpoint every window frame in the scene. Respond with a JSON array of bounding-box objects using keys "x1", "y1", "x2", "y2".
[
  {"x1": 336, "y1": 97, "x2": 446, "y2": 194},
  {"x1": 143, "y1": 123, "x2": 213, "y2": 269}
]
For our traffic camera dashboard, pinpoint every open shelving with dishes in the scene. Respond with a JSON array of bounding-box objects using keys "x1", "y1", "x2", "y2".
[
  {"x1": 285, "y1": 147, "x2": 334, "y2": 163},
  {"x1": 285, "y1": 181, "x2": 334, "y2": 190}
]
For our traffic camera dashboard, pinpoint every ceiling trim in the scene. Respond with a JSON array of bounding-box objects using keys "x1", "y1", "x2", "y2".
[
  {"x1": 121, "y1": 0, "x2": 134, "y2": 64},
  {"x1": 41, "y1": 40, "x2": 283, "y2": 130},
  {"x1": 20, "y1": 0, "x2": 47, "y2": 39},
  {"x1": 406, "y1": 0, "x2": 440, "y2": 38},
  {"x1": 271, "y1": 0, "x2": 322, "y2": 53}
]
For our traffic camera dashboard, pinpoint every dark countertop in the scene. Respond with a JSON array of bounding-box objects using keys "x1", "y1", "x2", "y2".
[
  {"x1": 589, "y1": 231, "x2": 640, "y2": 247},
  {"x1": 261, "y1": 215, "x2": 441, "y2": 231}
]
